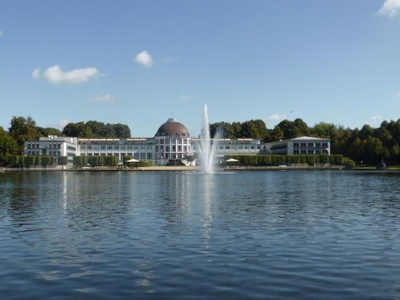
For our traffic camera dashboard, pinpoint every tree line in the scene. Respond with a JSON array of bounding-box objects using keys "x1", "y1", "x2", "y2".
[
  {"x1": 0, "y1": 116, "x2": 132, "y2": 165},
  {"x1": 210, "y1": 118, "x2": 400, "y2": 165},
  {"x1": 1, "y1": 115, "x2": 400, "y2": 167}
]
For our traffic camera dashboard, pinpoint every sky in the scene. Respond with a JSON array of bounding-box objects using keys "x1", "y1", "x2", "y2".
[{"x1": 1, "y1": 0, "x2": 400, "y2": 137}]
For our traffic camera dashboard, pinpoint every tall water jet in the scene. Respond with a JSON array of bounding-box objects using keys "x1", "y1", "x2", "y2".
[{"x1": 198, "y1": 105, "x2": 220, "y2": 173}]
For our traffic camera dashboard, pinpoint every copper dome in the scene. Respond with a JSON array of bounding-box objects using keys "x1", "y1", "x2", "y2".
[{"x1": 155, "y1": 118, "x2": 190, "y2": 137}]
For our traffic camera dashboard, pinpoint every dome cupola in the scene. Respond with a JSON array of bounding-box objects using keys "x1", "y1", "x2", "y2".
[{"x1": 155, "y1": 118, "x2": 190, "y2": 137}]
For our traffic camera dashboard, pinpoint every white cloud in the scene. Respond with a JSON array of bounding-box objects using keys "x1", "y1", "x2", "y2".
[
  {"x1": 33, "y1": 65, "x2": 103, "y2": 84},
  {"x1": 396, "y1": 91, "x2": 400, "y2": 98},
  {"x1": 179, "y1": 94, "x2": 195, "y2": 101},
  {"x1": 57, "y1": 120, "x2": 71, "y2": 130},
  {"x1": 378, "y1": 0, "x2": 400, "y2": 17},
  {"x1": 0, "y1": 30, "x2": 3, "y2": 37},
  {"x1": 372, "y1": 115, "x2": 383, "y2": 122},
  {"x1": 92, "y1": 92, "x2": 116, "y2": 103},
  {"x1": 134, "y1": 51, "x2": 153, "y2": 67},
  {"x1": 366, "y1": 115, "x2": 383, "y2": 127},
  {"x1": 265, "y1": 113, "x2": 286, "y2": 123},
  {"x1": 32, "y1": 68, "x2": 41, "y2": 79}
]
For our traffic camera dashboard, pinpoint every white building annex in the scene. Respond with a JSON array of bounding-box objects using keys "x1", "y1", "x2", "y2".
[
  {"x1": 265, "y1": 136, "x2": 330, "y2": 155},
  {"x1": 25, "y1": 136, "x2": 78, "y2": 167},
  {"x1": 24, "y1": 118, "x2": 330, "y2": 168}
]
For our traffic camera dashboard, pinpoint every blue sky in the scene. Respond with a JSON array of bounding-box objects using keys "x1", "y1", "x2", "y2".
[{"x1": 1, "y1": 0, "x2": 400, "y2": 137}]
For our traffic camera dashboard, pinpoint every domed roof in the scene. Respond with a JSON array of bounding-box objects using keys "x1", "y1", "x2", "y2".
[{"x1": 155, "y1": 118, "x2": 190, "y2": 137}]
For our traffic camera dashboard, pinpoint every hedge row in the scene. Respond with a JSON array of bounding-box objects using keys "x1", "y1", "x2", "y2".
[
  {"x1": 226, "y1": 154, "x2": 345, "y2": 166},
  {"x1": 73, "y1": 156, "x2": 153, "y2": 167},
  {"x1": 8, "y1": 155, "x2": 68, "y2": 167}
]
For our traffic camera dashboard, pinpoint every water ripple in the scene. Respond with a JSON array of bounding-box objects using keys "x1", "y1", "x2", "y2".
[{"x1": 1, "y1": 171, "x2": 400, "y2": 299}]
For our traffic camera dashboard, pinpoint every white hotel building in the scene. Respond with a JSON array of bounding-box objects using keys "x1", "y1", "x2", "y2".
[{"x1": 24, "y1": 118, "x2": 330, "y2": 168}]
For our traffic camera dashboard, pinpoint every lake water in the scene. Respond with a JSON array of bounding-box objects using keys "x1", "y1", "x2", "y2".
[{"x1": 1, "y1": 170, "x2": 400, "y2": 299}]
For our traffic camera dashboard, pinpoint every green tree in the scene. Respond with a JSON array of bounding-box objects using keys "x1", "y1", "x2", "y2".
[
  {"x1": 24, "y1": 156, "x2": 36, "y2": 168},
  {"x1": 331, "y1": 126, "x2": 353, "y2": 156},
  {"x1": 38, "y1": 127, "x2": 63, "y2": 137},
  {"x1": 241, "y1": 119, "x2": 268, "y2": 139},
  {"x1": 272, "y1": 119, "x2": 308, "y2": 140},
  {"x1": 58, "y1": 156, "x2": 68, "y2": 169},
  {"x1": 365, "y1": 136, "x2": 383, "y2": 164},
  {"x1": 210, "y1": 122, "x2": 234, "y2": 138},
  {"x1": 104, "y1": 155, "x2": 119, "y2": 166},
  {"x1": 270, "y1": 127, "x2": 284, "y2": 142},
  {"x1": 293, "y1": 118, "x2": 310, "y2": 136},
  {"x1": 0, "y1": 127, "x2": 19, "y2": 166},
  {"x1": 41, "y1": 156, "x2": 53, "y2": 168},
  {"x1": 311, "y1": 122, "x2": 338, "y2": 139},
  {"x1": 114, "y1": 123, "x2": 131, "y2": 138},
  {"x1": 73, "y1": 156, "x2": 88, "y2": 167},
  {"x1": 62, "y1": 121, "x2": 132, "y2": 138},
  {"x1": 62, "y1": 122, "x2": 87, "y2": 137},
  {"x1": 8, "y1": 116, "x2": 41, "y2": 154},
  {"x1": 359, "y1": 124, "x2": 374, "y2": 140},
  {"x1": 231, "y1": 122, "x2": 243, "y2": 138}
]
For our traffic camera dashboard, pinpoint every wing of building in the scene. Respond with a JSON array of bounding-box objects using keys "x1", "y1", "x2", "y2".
[{"x1": 265, "y1": 136, "x2": 330, "y2": 155}]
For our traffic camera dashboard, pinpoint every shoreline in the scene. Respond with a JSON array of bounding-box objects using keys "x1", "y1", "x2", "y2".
[
  {"x1": 1, "y1": 165, "x2": 349, "y2": 172},
  {"x1": 5, "y1": 165, "x2": 400, "y2": 172}
]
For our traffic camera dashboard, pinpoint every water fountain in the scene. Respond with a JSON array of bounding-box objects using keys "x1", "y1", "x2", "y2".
[{"x1": 198, "y1": 105, "x2": 220, "y2": 174}]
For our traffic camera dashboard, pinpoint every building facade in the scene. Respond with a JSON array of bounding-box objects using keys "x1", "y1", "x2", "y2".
[
  {"x1": 265, "y1": 136, "x2": 330, "y2": 155},
  {"x1": 24, "y1": 136, "x2": 78, "y2": 167},
  {"x1": 24, "y1": 119, "x2": 330, "y2": 168}
]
